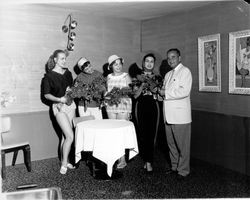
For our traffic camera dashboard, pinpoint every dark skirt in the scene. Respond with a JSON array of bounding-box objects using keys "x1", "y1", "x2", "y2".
[{"x1": 135, "y1": 95, "x2": 160, "y2": 163}]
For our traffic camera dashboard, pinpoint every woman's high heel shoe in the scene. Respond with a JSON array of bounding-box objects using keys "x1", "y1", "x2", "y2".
[
  {"x1": 67, "y1": 163, "x2": 75, "y2": 169},
  {"x1": 145, "y1": 162, "x2": 153, "y2": 174},
  {"x1": 60, "y1": 165, "x2": 67, "y2": 175}
]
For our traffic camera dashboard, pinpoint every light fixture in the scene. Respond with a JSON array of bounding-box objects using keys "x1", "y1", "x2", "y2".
[
  {"x1": 70, "y1": 20, "x2": 77, "y2": 29},
  {"x1": 69, "y1": 32, "x2": 76, "y2": 41},
  {"x1": 62, "y1": 14, "x2": 78, "y2": 51},
  {"x1": 62, "y1": 25, "x2": 68, "y2": 33},
  {"x1": 67, "y1": 43, "x2": 74, "y2": 51}
]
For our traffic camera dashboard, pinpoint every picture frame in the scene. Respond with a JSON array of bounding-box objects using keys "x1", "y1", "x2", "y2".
[
  {"x1": 198, "y1": 33, "x2": 221, "y2": 92},
  {"x1": 229, "y1": 29, "x2": 250, "y2": 95}
]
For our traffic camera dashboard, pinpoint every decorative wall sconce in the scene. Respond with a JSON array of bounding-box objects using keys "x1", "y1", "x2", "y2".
[{"x1": 62, "y1": 14, "x2": 77, "y2": 51}]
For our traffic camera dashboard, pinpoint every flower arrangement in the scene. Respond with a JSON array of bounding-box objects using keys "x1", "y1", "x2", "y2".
[
  {"x1": 90, "y1": 76, "x2": 107, "y2": 104},
  {"x1": 65, "y1": 75, "x2": 106, "y2": 106},
  {"x1": 130, "y1": 73, "x2": 163, "y2": 95},
  {"x1": 0, "y1": 92, "x2": 16, "y2": 108},
  {"x1": 65, "y1": 76, "x2": 134, "y2": 107},
  {"x1": 103, "y1": 86, "x2": 133, "y2": 107}
]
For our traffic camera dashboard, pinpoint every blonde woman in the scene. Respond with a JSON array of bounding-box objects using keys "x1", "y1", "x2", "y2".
[{"x1": 43, "y1": 49, "x2": 76, "y2": 174}]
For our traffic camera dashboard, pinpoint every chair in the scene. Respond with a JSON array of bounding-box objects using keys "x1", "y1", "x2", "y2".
[
  {"x1": 1, "y1": 116, "x2": 31, "y2": 179},
  {"x1": 72, "y1": 115, "x2": 95, "y2": 127}
]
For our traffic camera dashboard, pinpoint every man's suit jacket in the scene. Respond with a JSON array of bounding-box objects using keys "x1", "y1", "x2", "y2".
[{"x1": 163, "y1": 63, "x2": 192, "y2": 124}]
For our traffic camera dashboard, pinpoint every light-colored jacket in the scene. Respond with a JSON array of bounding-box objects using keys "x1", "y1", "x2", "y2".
[{"x1": 163, "y1": 63, "x2": 192, "y2": 124}]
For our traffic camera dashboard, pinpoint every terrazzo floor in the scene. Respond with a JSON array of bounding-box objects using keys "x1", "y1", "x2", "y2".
[{"x1": 2, "y1": 149, "x2": 250, "y2": 199}]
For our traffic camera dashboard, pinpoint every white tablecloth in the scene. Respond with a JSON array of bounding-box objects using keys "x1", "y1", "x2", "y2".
[{"x1": 75, "y1": 119, "x2": 139, "y2": 176}]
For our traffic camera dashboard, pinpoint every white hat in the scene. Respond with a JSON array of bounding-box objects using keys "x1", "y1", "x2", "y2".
[
  {"x1": 108, "y1": 55, "x2": 123, "y2": 67},
  {"x1": 77, "y1": 57, "x2": 89, "y2": 70}
]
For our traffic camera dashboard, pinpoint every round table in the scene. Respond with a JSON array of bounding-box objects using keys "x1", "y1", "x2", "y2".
[{"x1": 75, "y1": 119, "x2": 139, "y2": 177}]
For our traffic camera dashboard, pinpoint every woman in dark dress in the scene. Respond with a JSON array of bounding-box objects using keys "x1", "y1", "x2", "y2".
[
  {"x1": 42, "y1": 49, "x2": 76, "y2": 174},
  {"x1": 133, "y1": 53, "x2": 162, "y2": 173}
]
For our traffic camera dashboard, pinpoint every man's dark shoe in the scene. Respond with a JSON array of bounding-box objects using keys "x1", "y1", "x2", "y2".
[
  {"x1": 176, "y1": 174, "x2": 188, "y2": 181},
  {"x1": 145, "y1": 170, "x2": 153, "y2": 175},
  {"x1": 166, "y1": 168, "x2": 177, "y2": 174}
]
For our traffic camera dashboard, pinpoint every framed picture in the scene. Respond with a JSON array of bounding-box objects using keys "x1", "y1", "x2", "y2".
[
  {"x1": 198, "y1": 33, "x2": 221, "y2": 92},
  {"x1": 229, "y1": 29, "x2": 250, "y2": 95}
]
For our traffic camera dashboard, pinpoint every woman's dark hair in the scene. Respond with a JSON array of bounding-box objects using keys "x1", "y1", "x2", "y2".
[
  {"x1": 142, "y1": 53, "x2": 156, "y2": 70},
  {"x1": 167, "y1": 48, "x2": 181, "y2": 56},
  {"x1": 81, "y1": 61, "x2": 90, "y2": 71},
  {"x1": 143, "y1": 53, "x2": 156, "y2": 63},
  {"x1": 45, "y1": 49, "x2": 65, "y2": 73}
]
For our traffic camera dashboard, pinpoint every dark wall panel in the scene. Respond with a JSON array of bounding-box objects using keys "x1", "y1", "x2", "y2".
[
  {"x1": 141, "y1": 1, "x2": 250, "y2": 117},
  {"x1": 191, "y1": 110, "x2": 250, "y2": 175}
]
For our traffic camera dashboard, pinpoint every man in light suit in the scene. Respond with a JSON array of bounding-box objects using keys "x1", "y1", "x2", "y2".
[{"x1": 160, "y1": 48, "x2": 192, "y2": 179}]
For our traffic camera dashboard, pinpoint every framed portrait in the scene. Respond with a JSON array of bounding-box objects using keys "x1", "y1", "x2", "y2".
[
  {"x1": 229, "y1": 29, "x2": 250, "y2": 95},
  {"x1": 198, "y1": 34, "x2": 221, "y2": 92}
]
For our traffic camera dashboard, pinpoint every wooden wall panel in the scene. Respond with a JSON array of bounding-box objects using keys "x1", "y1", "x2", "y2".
[
  {"x1": 0, "y1": 4, "x2": 141, "y2": 114},
  {"x1": 141, "y1": 1, "x2": 250, "y2": 117}
]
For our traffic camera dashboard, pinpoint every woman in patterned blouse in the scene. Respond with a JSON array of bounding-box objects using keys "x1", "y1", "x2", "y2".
[{"x1": 106, "y1": 54, "x2": 132, "y2": 169}]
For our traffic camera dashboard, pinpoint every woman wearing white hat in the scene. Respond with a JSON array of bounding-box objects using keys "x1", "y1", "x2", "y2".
[
  {"x1": 106, "y1": 54, "x2": 132, "y2": 169},
  {"x1": 74, "y1": 57, "x2": 105, "y2": 119}
]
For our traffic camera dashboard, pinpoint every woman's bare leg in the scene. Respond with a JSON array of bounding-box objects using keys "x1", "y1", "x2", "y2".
[
  {"x1": 60, "y1": 137, "x2": 65, "y2": 161},
  {"x1": 56, "y1": 112, "x2": 74, "y2": 167},
  {"x1": 116, "y1": 112, "x2": 130, "y2": 168}
]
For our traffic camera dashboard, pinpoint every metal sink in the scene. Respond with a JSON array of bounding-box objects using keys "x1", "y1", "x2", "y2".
[{"x1": 4, "y1": 187, "x2": 62, "y2": 200}]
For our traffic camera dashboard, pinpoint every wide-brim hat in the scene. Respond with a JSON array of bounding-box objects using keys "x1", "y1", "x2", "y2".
[
  {"x1": 108, "y1": 55, "x2": 123, "y2": 67},
  {"x1": 77, "y1": 57, "x2": 89, "y2": 70}
]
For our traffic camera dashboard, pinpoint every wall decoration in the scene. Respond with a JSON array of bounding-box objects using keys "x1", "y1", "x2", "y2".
[
  {"x1": 198, "y1": 33, "x2": 221, "y2": 92},
  {"x1": 62, "y1": 14, "x2": 78, "y2": 52},
  {"x1": 229, "y1": 29, "x2": 250, "y2": 95}
]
